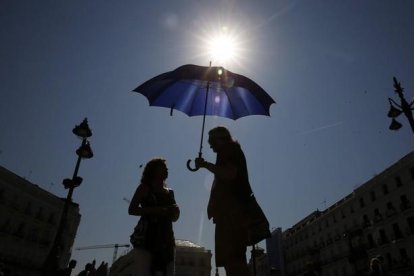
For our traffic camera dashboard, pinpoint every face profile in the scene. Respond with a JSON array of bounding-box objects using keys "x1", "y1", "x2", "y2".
[
  {"x1": 208, "y1": 126, "x2": 232, "y2": 153},
  {"x1": 208, "y1": 135, "x2": 224, "y2": 153},
  {"x1": 156, "y1": 161, "x2": 168, "y2": 181}
]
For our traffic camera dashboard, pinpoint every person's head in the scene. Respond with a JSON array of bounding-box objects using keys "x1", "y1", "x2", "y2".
[
  {"x1": 208, "y1": 126, "x2": 234, "y2": 152},
  {"x1": 370, "y1": 258, "x2": 381, "y2": 270},
  {"x1": 141, "y1": 157, "x2": 168, "y2": 187},
  {"x1": 68, "y1": 259, "x2": 77, "y2": 269},
  {"x1": 85, "y1": 263, "x2": 93, "y2": 271}
]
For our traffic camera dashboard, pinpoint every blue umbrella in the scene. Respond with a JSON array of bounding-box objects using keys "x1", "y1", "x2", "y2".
[{"x1": 133, "y1": 64, "x2": 275, "y2": 171}]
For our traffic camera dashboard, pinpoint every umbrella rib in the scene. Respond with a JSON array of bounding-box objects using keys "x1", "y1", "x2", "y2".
[
  {"x1": 189, "y1": 82, "x2": 206, "y2": 116},
  {"x1": 224, "y1": 87, "x2": 241, "y2": 120}
]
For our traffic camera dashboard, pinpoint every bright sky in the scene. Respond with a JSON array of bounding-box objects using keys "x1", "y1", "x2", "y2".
[{"x1": 1, "y1": 1, "x2": 414, "y2": 275}]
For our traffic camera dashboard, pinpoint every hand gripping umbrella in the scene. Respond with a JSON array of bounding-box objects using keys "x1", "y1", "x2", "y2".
[{"x1": 133, "y1": 63, "x2": 275, "y2": 171}]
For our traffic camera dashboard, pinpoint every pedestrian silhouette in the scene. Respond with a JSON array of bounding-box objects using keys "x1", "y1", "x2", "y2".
[
  {"x1": 58, "y1": 259, "x2": 76, "y2": 276},
  {"x1": 195, "y1": 126, "x2": 270, "y2": 276},
  {"x1": 77, "y1": 262, "x2": 93, "y2": 276},
  {"x1": 129, "y1": 157, "x2": 180, "y2": 276}
]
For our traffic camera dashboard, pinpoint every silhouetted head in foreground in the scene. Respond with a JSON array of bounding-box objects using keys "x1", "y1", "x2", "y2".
[
  {"x1": 208, "y1": 126, "x2": 237, "y2": 153},
  {"x1": 68, "y1": 259, "x2": 77, "y2": 269},
  {"x1": 140, "y1": 157, "x2": 168, "y2": 188}
]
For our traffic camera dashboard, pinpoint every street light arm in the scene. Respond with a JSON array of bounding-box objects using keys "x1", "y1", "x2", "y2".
[
  {"x1": 388, "y1": 98, "x2": 402, "y2": 109},
  {"x1": 393, "y1": 77, "x2": 404, "y2": 94}
]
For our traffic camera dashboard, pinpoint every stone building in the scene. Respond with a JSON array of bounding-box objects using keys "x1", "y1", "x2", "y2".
[
  {"x1": 109, "y1": 239, "x2": 212, "y2": 276},
  {"x1": 0, "y1": 166, "x2": 81, "y2": 275},
  {"x1": 174, "y1": 239, "x2": 212, "y2": 276},
  {"x1": 248, "y1": 246, "x2": 270, "y2": 276},
  {"x1": 266, "y1": 227, "x2": 285, "y2": 276},
  {"x1": 283, "y1": 151, "x2": 414, "y2": 276}
]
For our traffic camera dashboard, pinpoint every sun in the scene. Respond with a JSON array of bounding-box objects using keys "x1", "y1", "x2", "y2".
[
  {"x1": 206, "y1": 27, "x2": 239, "y2": 65},
  {"x1": 192, "y1": 23, "x2": 247, "y2": 68}
]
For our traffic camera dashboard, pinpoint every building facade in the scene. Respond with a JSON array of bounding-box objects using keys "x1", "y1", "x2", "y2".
[
  {"x1": 248, "y1": 246, "x2": 270, "y2": 276},
  {"x1": 174, "y1": 239, "x2": 212, "y2": 276},
  {"x1": 0, "y1": 166, "x2": 81, "y2": 275},
  {"x1": 283, "y1": 151, "x2": 414, "y2": 276},
  {"x1": 109, "y1": 239, "x2": 212, "y2": 276},
  {"x1": 266, "y1": 227, "x2": 285, "y2": 276}
]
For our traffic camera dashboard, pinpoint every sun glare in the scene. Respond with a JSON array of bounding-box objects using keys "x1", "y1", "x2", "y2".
[
  {"x1": 207, "y1": 31, "x2": 238, "y2": 64},
  {"x1": 194, "y1": 24, "x2": 246, "y2": 67},
  {"x1": 191, "y1": 19, "x2": 251, "y2": 69}
]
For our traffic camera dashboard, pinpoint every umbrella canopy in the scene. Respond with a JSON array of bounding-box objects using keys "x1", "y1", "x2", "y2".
[
  {"x1": 133, "y1": 64, "x2": 276, "y2": 171},
  {"x1": 133, "y1": 64, "x2": 275, "y2": 120}
]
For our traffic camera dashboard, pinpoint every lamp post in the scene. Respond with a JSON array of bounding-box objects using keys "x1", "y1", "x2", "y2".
[
  {"x1": 387, "y1": 77, "x2": 414, "y2": 134},
  {"x1": 43, "y1": 118, "x2": 93, "y2": 274}
]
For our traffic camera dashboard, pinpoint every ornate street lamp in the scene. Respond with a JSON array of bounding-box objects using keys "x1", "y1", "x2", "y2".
[
  {"x1": 387, "y1": 77, "x2": 414, "y2": 134},
  {"x1": 43, "y1": 118, "x2": 93, "y2": 274}
]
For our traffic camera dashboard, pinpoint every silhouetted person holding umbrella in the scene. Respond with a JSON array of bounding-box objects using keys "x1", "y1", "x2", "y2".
[{"x1": 195, "y1": 126, "x2": 258, "y2": 276}]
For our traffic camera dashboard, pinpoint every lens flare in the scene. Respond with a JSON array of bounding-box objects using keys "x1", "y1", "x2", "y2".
[
  {"x1": 191, "y1": 21, "x2": 248, "y2": 68},
  {"x1": 207, "y1": 31, "x2": 238, "y2": 64}
]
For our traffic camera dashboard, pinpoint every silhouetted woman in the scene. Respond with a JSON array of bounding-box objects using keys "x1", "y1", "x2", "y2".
[{"x1": 129, "y1": 158, "x2": 180, "y2": 276}]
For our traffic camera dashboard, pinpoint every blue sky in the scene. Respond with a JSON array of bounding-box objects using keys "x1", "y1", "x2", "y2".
[{"x1": 1, "y1": 1, "x2": 413, "y2": 275}]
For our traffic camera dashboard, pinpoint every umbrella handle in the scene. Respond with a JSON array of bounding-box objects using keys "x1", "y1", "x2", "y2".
[{"x1": 186, "y1": 159, "x2": 199, "y2": 172}]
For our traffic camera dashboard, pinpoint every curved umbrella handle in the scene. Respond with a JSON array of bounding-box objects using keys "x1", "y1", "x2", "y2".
[{"x1": 186, "y1": 159, "x2": 199, "y2": 172}]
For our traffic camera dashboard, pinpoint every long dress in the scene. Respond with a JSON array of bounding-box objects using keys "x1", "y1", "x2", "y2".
[
  {"x1": 207, "y1": 142, "x2": 253, "y2": 266},
  {"x1": 131, "y1": 188, "x2": 176, "y2": 275}
]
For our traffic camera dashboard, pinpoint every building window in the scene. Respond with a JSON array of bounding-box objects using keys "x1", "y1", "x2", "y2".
[
  {"x1": 370, "y1": 191, "x2": 376, "y2": 202},
  {"x1": 366, "y1": 234, "x2": 375, "y2": 249},
  {"x1": 25, "y1": 202, "x2": 32, "y2": 215},
  {"x1": 400, "y1": 195, "x2": 411, "y2": 211},
  {"x1": 0, "y1": 218, "x2": 11, "y2": 233},
  {"x1": 392, "y1": 223, "x2": 403, "y2": 240},
  {"x1": 14, "y1": 223, "x2": 25, "y2": 238},
  {"x1": 359, "y1": 197, "x2": 365, "y2": 208},
  {"x1": 0, "y1": 188, "x2": 4, "y2": 202},
  {"x1": 400, "y1": 248, "x2": 410, "y2": 265},
  {"x1": 47, "y1": 213, "x2": 55, "y2": 224},
  {"x1": 363, "y1": 215, "x2": 370, "y2": 226},
  {"x1": 374, "y1": 209, "x2": 383, "y2": 222},
  {"x1": 386, "y1": 202, "x2": 397, "y2": 217},
  {"x1": 386, "y1": 253, "x2": 392, "y2": 267},
  {"x1": 10, "y1": 194, "x2": 19, "y2": 210},
  {"x1": 36, "y1": 207, "x2": 44, "y2": 221},
  {"x1": 379, "y1": 229, "x2": 388, "y2": 245},
  {"x1": 406, "y1": 217, "x2": 414, "y2": 235},
  {"x1": 27, "y1": 227, "x2": 39, "y2": 242},
  {"x1": 395, "y1": 176, "x2": 403, "y2": 187},
  {"x1": 382, "y1": 184, "x2": 389, "y2": 195}
]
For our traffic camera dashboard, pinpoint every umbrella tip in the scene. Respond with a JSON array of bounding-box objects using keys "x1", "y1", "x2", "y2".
[{"x1": 170, "y1": 104, "x2": 175, "y2": 116}]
